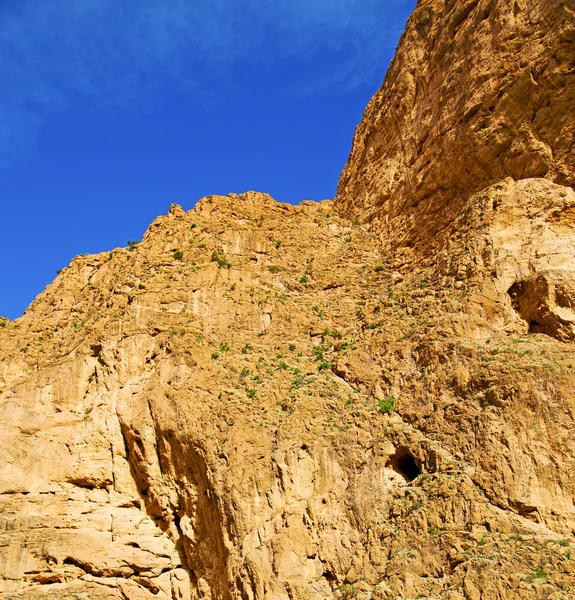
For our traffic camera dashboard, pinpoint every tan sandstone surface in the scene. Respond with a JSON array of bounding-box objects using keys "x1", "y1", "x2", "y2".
[
  {"x1": 337, "y1": 0, "x2": 575, "y2": 253},
  {"x1": 1, "y1": 1, "x2": 575, "y2": 599}
]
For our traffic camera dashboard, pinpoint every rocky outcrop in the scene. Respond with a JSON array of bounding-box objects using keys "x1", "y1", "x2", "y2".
[
  {"x1": 2, "y1": 193, "x2": 575, "y2": 599},
  {"x1": 337, "y1": 0, "x2": 575, "y2": 252},
  {"x1": 2, "y1": 1, "x2": 575, "y2": 599}
]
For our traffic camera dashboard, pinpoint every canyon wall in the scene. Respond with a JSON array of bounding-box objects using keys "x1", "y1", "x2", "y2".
[
  {"x1": 337, "y1": 0, "x2": 575, "y2": 252},
  {"x1": 2, "y1": 1, "x2": 575, "y2": 599}
]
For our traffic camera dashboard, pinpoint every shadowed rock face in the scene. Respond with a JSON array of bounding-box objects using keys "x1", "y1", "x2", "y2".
[
  {"x1": 2, "y1": 2, "x2": 575, "y2": 600},
  {"x1": 336, "y1": 0, "x2": 575, "y2": 252}
]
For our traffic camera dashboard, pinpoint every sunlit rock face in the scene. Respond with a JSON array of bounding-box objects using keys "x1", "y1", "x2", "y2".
[
  {"x1": 2, "y1": 1, "x2": 575, "y2": 599},
  {"x1": 336, "y1": 0, "x2": 575, "y2": 253}
]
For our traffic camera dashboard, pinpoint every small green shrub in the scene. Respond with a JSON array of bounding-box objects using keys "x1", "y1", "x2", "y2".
[
  {"x1": 211, "y1": 250, "x2": 231, "y2": 269},
  {"x1": 374, "y1": 264, "x2": 384, "y2": 272},
  {"x1": 299, "y1": 275, "x2": 309, "y2": 284},
  {"x1": 318, "y1": 361, "x2": 331, "y2": 372},
  {"x1": 268, "y1": 265, "x2": 280, "y2": 274},
  {"x1": 241, "y1": 344, "x2": 250, "y2": 354},
  {"x1": 275, "y1": 240, "x2": 282, "y2": 249},
  {"x1": 378, "y1": 396, "x2": 395, "y2": 414},
  {"x1": 211, "y1": 351, "x2": 220, "y2": 359},
  {"x1": 127, "y1": 240, "x2": 139, "y2": 251},
  {"x1": 323, "y1": 328, "x2": 340, "y2": 339},
  {"x1": 366, "y1": 322, "x2": 379, "y2": 330},
  {"x1": 527, "y1": 567, "x2": 548, "y2": 582},
  {"x1": 291, "y1": 373, "x2": 304, "y2": 389},
  {"x1": 288, "y1": 344, "x2": 296, "y2": 352},
  {"x1": 190, "y1": 223, "x2": 197, "y2": 229},
  {"x1": 220, "y1": 341, "x2": 230, "y2": 352},
  {"x1": 246, "y1": 388, "x2": 257, "y2": 398},
  {"x1": 173, "y1": 250, "x2": 184, "y2": 260},
  {"x1": 278, "y1": 361, "x2": 288, "y2": 370},
  {"x1": 344, "y1": 235, "x2": 352, "y2": 243},
  {"x1": 337, "y1": 584, "x2": 357, "y2": 600},
  {"x1": 313, "y1": 347, "x2": 325, "y2": 361}
]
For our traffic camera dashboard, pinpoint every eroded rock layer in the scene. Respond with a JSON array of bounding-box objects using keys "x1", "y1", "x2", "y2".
[{"x1": 337, "y1": 0, "x2": 575, "y2": 252}]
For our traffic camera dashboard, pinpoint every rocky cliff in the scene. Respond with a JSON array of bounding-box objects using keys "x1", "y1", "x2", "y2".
[
  {"x1": 1, "y1": 1, "x2": 575, "y2": 600},
  {"x1": 337, "y1": 0, "x2": 575, "y2": 253}
]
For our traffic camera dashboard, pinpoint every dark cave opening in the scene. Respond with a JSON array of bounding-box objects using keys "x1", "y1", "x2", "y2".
[
  {"x1": 507, "y1": 281, "x2": 523, "y2": 313},
  {"x1": 322, "y1": 570, "x2": 337, "y2": 583},
  {"x1": 388, "y1": 450, "x2": 422, "y2": 482},
  {"x1": 507, "y1": 281, "x2": 557, "y2": 338}
]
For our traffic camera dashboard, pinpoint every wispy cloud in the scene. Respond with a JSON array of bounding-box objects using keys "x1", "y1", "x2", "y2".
[{"x1": 0, "y1": 0, "x2": 415, "y2": 164}]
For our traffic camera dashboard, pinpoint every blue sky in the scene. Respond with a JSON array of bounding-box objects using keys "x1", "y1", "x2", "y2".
[{"x1": 0, "y1": 0, "x2": 415, "y2": 319}]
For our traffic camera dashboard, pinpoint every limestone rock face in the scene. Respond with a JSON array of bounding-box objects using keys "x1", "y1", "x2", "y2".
[
  {"x1": 337, "y1": 0, "x2": 575, "y2": 252},
  {"x1": 435, "y1": 177, "x2": 575, "y2": 341},
  {"x1": 1, "y1": 192, "x2": 575, "y2": 600},
  {"x1": 2, "y1": 1, "x2": 575, "y2": 600}
]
